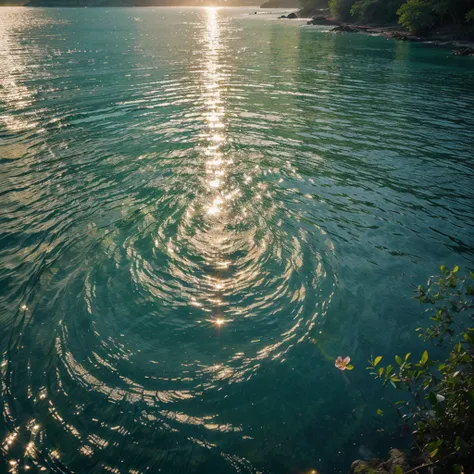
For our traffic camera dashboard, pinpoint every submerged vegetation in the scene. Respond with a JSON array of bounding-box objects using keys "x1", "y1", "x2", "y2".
[
  {"x1": 301, "y1": 0, "x2": 474, "y2": 36},
  {"x1": 364, "y1": 266, "x2": 474, "y2": 472}
]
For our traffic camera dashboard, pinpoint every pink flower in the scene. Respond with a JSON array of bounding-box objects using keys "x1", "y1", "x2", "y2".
[{"x1": 335, "y1": 356, "x2": 351, "y2": 371}]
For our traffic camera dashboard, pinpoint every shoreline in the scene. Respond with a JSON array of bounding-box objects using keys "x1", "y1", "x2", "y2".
[{"x1": 300, "y1": 14, "x2": 474, "y2": 55}]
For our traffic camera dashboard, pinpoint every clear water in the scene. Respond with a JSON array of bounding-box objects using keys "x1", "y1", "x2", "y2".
[{"x1": 1, "y1": 6, "x2": 473, "y2": 473}]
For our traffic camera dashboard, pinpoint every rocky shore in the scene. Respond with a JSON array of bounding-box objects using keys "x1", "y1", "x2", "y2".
[{"x1": 278, "y1": 12, "x2": 474, "y2": 56}]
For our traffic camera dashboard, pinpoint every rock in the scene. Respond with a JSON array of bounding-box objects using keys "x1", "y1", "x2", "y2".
[
  {"x1": 350, "y1": 449, "x2": 414, "y2": 474},
  {"x1": 390, "y1": 31, "x2": 421, "y2": 41},
  {"x1": 453, "y1": 47, "x2": 474, "y2": 56},
  {"x1": 279, "y1": 15, "x2": 286, "y2": 18},
  {"x1": 286, "y1": 12, "x2": 298, "y2": 18},
  {"x1": 387, "y1": 449, "x2": 410, "y2": 473},
  {"x1": 307, "y1": 16, "x2": 340, "y2": 26},
  {"x1": 351, "y1": 459, "x2": 384, "y2": 474},
  {"x1": 332, "y1": 24, "x2": 359, "y2": 33}
]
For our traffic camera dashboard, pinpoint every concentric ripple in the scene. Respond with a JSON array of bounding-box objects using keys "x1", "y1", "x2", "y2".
[
  {"x1": 1, "y1": 8, "x2": 336, "y2": 473},
  {"x1": 2, "y1": 6, "x2": 474, "y2": 474}
]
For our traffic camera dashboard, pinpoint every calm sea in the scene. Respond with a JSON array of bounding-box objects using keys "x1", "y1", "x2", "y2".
[{"x1": 1, "y1": 6, "x2": 473, "y2": 473}]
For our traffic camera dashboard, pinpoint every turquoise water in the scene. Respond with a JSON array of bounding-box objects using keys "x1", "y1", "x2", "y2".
[{"x1": 1, "y1": 6, "x2": 473, "y2": 473}]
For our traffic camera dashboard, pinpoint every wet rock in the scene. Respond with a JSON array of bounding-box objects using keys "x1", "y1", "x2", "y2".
[
  {"x1": 350, "y1": 449, "x2": 411, "y2": 474},
  {"x1": 453, "y1": 47, "x2": 474, "y2": 56},
  {"x1": 390, "y1": 31, "x2": 421, "y2": 41},
  {"x1": 286, "y1": 12, "x2": 298, "y2": 18},
  {"x1": 307, "y1": 16, "x2": 340, "y2": 25},
  {"x1": 332, "y1": 24, "x2": 359, "y2": 33},
  {"x1": 351, "y1": 458, "x2": 383, "y2": 474},
  {"x1": 388, "y1": 449, "x2": 411, "y2": 472}
]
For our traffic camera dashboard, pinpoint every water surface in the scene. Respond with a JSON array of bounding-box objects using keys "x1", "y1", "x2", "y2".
[{"x1": 1, "y1": 7, "x2": 474, "y2": 473}]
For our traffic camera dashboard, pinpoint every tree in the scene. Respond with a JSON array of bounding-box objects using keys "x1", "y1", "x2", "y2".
[
  {"x1": 397, "y1": 0, "x2": 474, "y2": 32},
  {"x1": 397, "y1": 0, "x2": 435, "y2": 32},
  {"x1": 350, "y1": 0, "x2": 404, "y2": 23},
  {"x1": 329, "y1": 0, "x2": 357, "y2": 20}
]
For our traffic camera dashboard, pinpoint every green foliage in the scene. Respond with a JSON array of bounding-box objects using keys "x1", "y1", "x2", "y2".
[
  {"x1": 397, "y1": 0, "x2": 435, "y2": 32},
  {"x1": 350, "y1": 0, "x2": 378, "y2": 21},
  {"x1": 350, "y1": 0, "x2": 404, "y2": 23},
  {"x1": 303, "y1": 0, "x2": 474, "y2": 30},
  {"x1": 329, "y1": 0, "x2": 357, "y2": 20},
  {"x1": 367, "y1": 266, "x2": 474, "y2": 472},
  {"x1": 396, "y1": 0, "x2": 474, "y2": 32}
]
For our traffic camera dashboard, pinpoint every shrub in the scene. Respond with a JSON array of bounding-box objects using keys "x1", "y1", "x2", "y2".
[{"x1": 367, "y1": 266, "x2": 474, "y2": 472}]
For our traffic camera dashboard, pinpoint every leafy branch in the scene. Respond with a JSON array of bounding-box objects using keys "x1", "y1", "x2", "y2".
[{"x1": 366, "y1": 266, "x2": 474, "y2": 473}]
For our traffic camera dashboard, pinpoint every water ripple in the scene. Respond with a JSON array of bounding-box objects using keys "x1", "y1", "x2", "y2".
[{"x1": 1, "y1": 6, "x2": 473, "y2": 474}]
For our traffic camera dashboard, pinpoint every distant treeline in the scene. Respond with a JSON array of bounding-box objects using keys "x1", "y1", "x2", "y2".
[
  {"x1": 300, "y1": 0, "x2": 474, "y2": 33},
  {"x1": 17, "y1": 0, "x2": 257, "y2": 6}
]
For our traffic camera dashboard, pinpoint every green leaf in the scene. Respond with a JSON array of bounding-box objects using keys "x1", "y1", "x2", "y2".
[
  {"x1": 394, "y1": 465, "x2": 403, "y2": 474},
  {"x1": 470, "y1": 271, "x2": 474, "y2": 279},
  {"x1": 404, "y1": 353, "x2": 411, "y2": 361},
  {"x1": 395, "y1": 355, "x2": 402, "y2": 366},
  {"x1": 421, "y1": 350, "x2": 429, "y2": 365},
  {"x1": 467, "y1": 390, "x2": 474, "y2": 406},
  {"x1": 455, "y1": 436, "x2": 469, "y2": 455},
  {"x1": 423, "y1": 376, "x2": 433, "y2": 388},
  {"x1": 430, "y1": 448, "x2": 439, "y2": 458},
  {"x1": 374, "y1": 356, "x2": 382, "y2": 367},
  {"x1": 428, "y1": 392, "x2": 437, "y2": 405},
  {"x1": 378, "y1": 367, "x2": 384, "y2": 377},
  {"x1": 346, "y1": 364, "x2": 354, "y2": 371},
  {"x1": 453, "y1": 465, "x2": 464, "y2": 474},
  {"x1": 377, "y1": 408, "x2": 383, "y2": 416},
  {"x1": 440, "y1": 264, "x2": 447, "y2": 274},
  {"x1": 428, "y1": 440, "x2": 443, "y2": 450},
  {"x1": 453, "y1": 265, "x2": 459, "y2": 273}
]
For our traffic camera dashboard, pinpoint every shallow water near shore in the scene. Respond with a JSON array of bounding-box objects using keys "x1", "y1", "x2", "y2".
[{"x1": 1, "y1": 6, "x2": 474, "y2": 473}]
